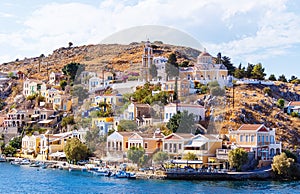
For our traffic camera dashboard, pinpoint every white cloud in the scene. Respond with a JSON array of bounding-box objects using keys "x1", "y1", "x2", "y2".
[{"x1": 0, "y1": 0, "x2": 299, "y2": 73}]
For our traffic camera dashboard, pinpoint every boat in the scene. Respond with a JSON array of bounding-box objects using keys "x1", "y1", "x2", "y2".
[
  {"x1": 0, "y1": 154, "x2": 6, "y2": 162},
  {"x1": 115, "y1": 171, "x2": 137, "y2": 179},
  {"x1": 30, "y1": 162, "x2": 41, "y2": 167},
  {"x1": 115, "y1": 171, "x2": 128, "y2": 178},
  {"x1": 126, "y1": 172, "x2": 137, "y2": 179},
  {"x1": 10, "y1": 158, "x2": 23, "y2": 165},
  {"x1": 19, "y1": 159, "x2": 31, "y2": 165},
  {"x1": 90, "y1": 168, "x2": 111, "y2": 176}
]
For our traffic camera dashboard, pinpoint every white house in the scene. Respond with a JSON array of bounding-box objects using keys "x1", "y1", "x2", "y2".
[
  {"x1": 23, "y1": 79, "x2": 43, "y2": 97},
  {"x1": 88, "y1": 76, "x2": 102, "y2": 92},
  {"x1": 153, "y1": 56, "x2": 168, "y2": 81},
  {"x1": 164, "y1": 103, "x2": 206, "y2": 123}
]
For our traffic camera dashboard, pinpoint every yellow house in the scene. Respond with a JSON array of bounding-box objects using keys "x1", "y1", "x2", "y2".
[
  {"x1": 53, "y1": 94, "x2": 72, "y2": 111},
  {"x1": 161, "y1": 79, "x2": 189, "y2": 98},
  {"x1": 229, "y1": 124, "x2": 282, "y2": 160},
  {"x1": 22, "y1": 135, "x2": 41, "y2": 157},
  {"x1": 183, "y1": 134, "x2": 222, "y2": 165},
  {"x1": 91, "y1": 94, "x2": 124, "y2": 107}
]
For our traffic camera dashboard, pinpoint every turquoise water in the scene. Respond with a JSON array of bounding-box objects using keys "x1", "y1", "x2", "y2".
[{"x1": 0, "y1": 162, "x2": 299, "y2": 194}]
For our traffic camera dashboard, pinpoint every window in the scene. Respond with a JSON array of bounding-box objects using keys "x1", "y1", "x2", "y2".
[
  {"x1": 246, "y1": 135, "x2": 249, "y2": 142},
  {"x1": 240, "y1": 135, "x2": 243, "y2": 142},
  {"x1": 266, "y1": 136, "x2": 268, "y2": 142},
  {"x1": 258, "y1": 136, "x2": 261, "y2": 142},
  {"x1": 251, "y1": 135, "x2": 254, "y2": 142},
  {"x1": 164, "y1": 143, "x2": 167, "y2": 150},
  {"x1": 166, "y1": 113, "x2": 168, "y2": 119},
  {"x1": 108, "y1": 142, "x2": 110, "y2": 148},
  {"x1": 144, "y1": 142, "x2": 148, "y2": 149},
  {"x1": 179, "y1": 144, "x2": 182, "y2": 150},
  {"x1": 125, "y1": 142, "x2": 128, "y2": 149},
  {"x1": 174, "y1": 144, "x2": 177, "y2": 153},
  {"x1": 270, "y1": 136, "x2": 274, "y2": 144}
]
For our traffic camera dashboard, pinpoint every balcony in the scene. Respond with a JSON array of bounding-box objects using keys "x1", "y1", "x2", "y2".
[{"x1": 216, "y1": 149, "x2": 230, "y2": 160}]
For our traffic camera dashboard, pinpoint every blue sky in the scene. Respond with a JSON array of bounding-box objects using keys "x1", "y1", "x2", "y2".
[{"x1": 0, "y1": 0, "x2": 300, "y2": 78}]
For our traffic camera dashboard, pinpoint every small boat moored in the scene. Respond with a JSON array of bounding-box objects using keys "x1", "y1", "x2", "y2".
[{"x1": 0, "y1": 154, "x2": 6, "y2": 162}]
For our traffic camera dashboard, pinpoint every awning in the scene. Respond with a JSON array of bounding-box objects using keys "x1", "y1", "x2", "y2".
[
  {"x1": 185, "y1": 141, "x2": 206, "y2": 148},
  {"x1": 50, "y1": 151, "x2": 66, "y2": 158},
  {"x1": 170, "y1": 159, "x2": 203, "y2": 164},
  {"x1": 38, "y1": 119, "x2": 53, "y2": 124},
  {"x1": 27, "y1": 121, "x2": 37, "y2": 124}
]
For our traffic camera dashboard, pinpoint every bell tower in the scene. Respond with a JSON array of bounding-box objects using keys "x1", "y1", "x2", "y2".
[{"x1": 141, "y1": 39, "x2": 153, "y2": 82}]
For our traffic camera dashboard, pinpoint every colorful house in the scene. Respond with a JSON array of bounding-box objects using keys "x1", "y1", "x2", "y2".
[
  {"x1": 21, "y1": 135, "x2": 41, "y2": 157},
  {"x1": 286, "y1": 101, "x2": 300, "y2": 116},
  {"x1": 183, "y1": 134, "x2": 222, "y2": 165},
  {"x1": 229, "y1": 124, "x2": 282, "y2": 160},
  {"x1": 23, "y1": 79, "x2": 43, "y2": 97},
  {"x1": 161, "y1": 79, "x2": 189, "y2": 98},
  {"x1": 124, "y1": 103, "x2": 153, "y2": 126},
  {"x1": 162, "y1": 133, "x2": 195, "y2": 158},
  {"x1": 91, "y1": 117, "x2": 114, "y2": 136}
]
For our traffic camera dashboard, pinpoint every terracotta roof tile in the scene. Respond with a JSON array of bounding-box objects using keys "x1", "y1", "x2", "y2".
[
  {"x1": 238, "y1": 124, "x2": 263, "y2": 131},
  {"x1": 289, "y1": 101, "x2": 300, "y2": 106}
]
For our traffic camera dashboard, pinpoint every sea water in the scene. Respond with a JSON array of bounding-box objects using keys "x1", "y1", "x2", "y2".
[{"x1": 0, "y1": 162, "x2": 299, "y2": 194}]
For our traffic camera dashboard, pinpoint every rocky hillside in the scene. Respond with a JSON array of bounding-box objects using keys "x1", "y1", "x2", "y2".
[
  {"x1": 211, "y1": 82, "x2": 300, "y2": 149},
  {"x1": 0, "y1": 42, "x2": 200, "y2": 80},
  {"x1": 1, "y1": 42, "x2": 300, "y2": 149}
]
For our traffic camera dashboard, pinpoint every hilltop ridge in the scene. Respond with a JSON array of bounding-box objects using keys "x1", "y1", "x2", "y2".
[{"x1": 0, "y1": 42, "x2": 200, "y2": 80}]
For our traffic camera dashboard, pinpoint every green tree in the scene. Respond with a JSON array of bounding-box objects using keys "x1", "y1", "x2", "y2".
[
  {"x1": 245, "y1": 63, "x2": 254, "y2": 78},
  {"x1": 277, "y1": 98, "x2": 285, "y2": 109},
  {"x1": 85, "y1": 128, "x2": 106, "y2": 152},
  {"x1": 9, "y1": 136, "x2": 22, "y2": 150},
  {"x1": 3, "y1": 136, "x2": 22, "y2": 156},
  {"x1": 272, "y1": 152, "x2": 298, "y2": 178},
  {"x1": 167, "y1": 110, "x2": 195, "y2": 133},
  {"x1": 289, "y1": 75, "x2": 298, "y2": 83},
  {"x1": 183, "y1": 152, "x2": 197, "y2": 160},
  {"x1": 7, "y1": 72, "x2": 15, "y2": 78},
  {"x1": 222, "y1": 56, "x2": 235, "y2": 75},
  {"x1": 210, "y1": 86, "x2": 225, "y2": 96},
  {"x1": 127, "y1": 146, "x2": 145, "y2": 167},
  {"x1": 180, "y1": 61, "x2": 189, "y2": 67},
  {"x1": 61, "y1": 116, "x2": 75, "y2": 128},
  {"x1": 208, "y1": 81, "x2": 225, "y2": 96},
  {"x1": 64, "y1": 138, "x2": 89, "y2": 163},
  {"x1": 62, "y1": 62, "x2": 85, "y2": 83},
  {"x1": 228, "y1": 148, "x2": 248, "y2": 171},
  {"x1": 3, "y1": 145, "x2": 16, "y2": 156},
  {"x1": 153, "y1": 151, "x2": 169, "y2": 165},
  {"x1": 60, "y1": 80, "x2": 68, "y2": 91},
  {"x1": 117, "y1": 120, "x2": 138, "y2": 131},
  {"x1": 0, "y1": 99, "x2": 6, "y2": 110},
  {"x1": 263, "y1": 87, "x2": 272, "y2": 96},
  {"x1": 149, "y1": 64, "x2": 158, "y2": 79},
  {"x1": 173, "y1": 77, "x2": 178, "y2": 101},
  {"x1": 278, "y1": 74, "x2": 287, "y2": 82},
  {"x1": 251, "y1": 63, "x2": 266, "y2": 80},
  {"x1": 283, "y1": 150, "x2": 298, "y2": 161},
  {"x1": 234, "y1": 64, "x2": 245, "y2": 79},
  {"x1": 166, "y1": 53, "x2": 179, "y2": 79},
  {"x1": 71, "y1": 85, "x2": 88, "y2": 102},
  {"x1": 268, "y1": 74, "x2": 277, "y2": 81}
]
